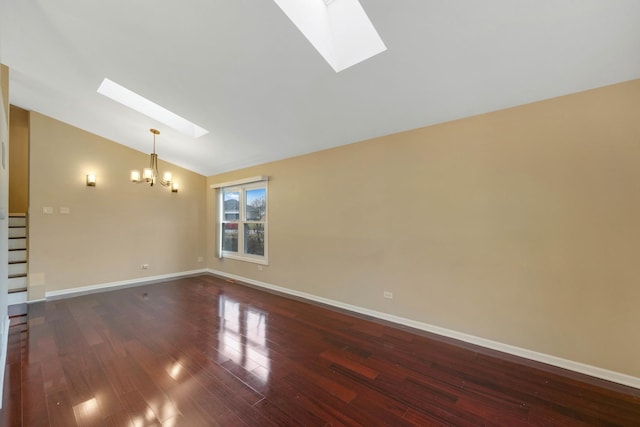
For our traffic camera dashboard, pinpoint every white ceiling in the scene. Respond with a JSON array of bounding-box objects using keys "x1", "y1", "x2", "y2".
[{"x1": 1, "y1": 0, "x2": 639, "y2": 176}]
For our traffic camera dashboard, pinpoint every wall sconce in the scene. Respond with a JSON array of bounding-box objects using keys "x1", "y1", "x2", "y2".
[{"x1": 86, "y1": 173, "x2": 97, "y2": 187}]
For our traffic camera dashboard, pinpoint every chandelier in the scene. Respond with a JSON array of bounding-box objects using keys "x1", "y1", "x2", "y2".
[{"x1": 130, "y1": 129, "x2": 178, "y2": 192}]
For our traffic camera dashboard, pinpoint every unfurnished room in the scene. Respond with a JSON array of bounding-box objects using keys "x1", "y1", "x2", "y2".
[{"x1": 0, "y1": 1, "x2": 639, "y2": 425}]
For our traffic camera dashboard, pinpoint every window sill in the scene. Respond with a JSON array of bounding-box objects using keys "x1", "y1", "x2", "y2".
[{"x1": 221, "y1": 253, "x2": 268, "y2": 266}]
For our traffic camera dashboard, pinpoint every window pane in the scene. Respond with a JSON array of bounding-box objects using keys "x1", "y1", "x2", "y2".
[
  {"x1": 245, "y1": 188, "x2": 266, "y2": 221},
  {"x1": 223, "y1": 191, "x2": 240, "y2": 221},
  {"x1": 222, "y1": 223, "x2": 238, "y2": 252},
  {"x1": 244, "y1": 223, "x2": 264, "y2": 256}
]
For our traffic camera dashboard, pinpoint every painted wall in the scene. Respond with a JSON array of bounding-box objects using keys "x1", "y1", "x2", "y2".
[
  {"x1": 8, "y1": 105, "x2": 28, "y2": 213},
  {"x1": 0, "y1": 63, "x2": 10, "y2": 306},
  {"x1": 207, "y1": 79, "x2": 640, "y2": 379},
  {"x1": 0, "y1": 64, "x2": 7, "y2": 122},
  {"x1": 28, "y1": 112, "x2": 207, "y2": 300},
  {"x1": 0, "y1": 63, "x2": 11, "y2": 407}
]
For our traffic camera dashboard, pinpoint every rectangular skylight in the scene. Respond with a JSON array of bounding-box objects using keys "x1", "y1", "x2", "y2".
[
  {"x1": 97, "y1": 78, "x2": 208, "y2": 138},
  {"x1": 273, "y1": 0, "x2": 386, "y2": 72}
]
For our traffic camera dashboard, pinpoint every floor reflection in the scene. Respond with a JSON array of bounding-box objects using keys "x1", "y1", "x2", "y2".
[
  {"x1": 72, "y1": 397, "x2": 99, "y2": 423},
  {"x1": 218, "y1": 294, "x2": 270, "y2": 384},
  {"x1": 167, "y1": 360, "x2": 184, "y2": 381}
]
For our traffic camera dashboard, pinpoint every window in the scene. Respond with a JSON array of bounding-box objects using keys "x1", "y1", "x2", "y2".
[{"x1": 218, "y1": 179, "x2": 268, "y2": 264}]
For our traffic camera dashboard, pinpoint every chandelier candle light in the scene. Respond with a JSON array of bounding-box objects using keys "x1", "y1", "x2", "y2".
[{"x1": 131, "y1": 129, "x2": 179, "y2": 192}]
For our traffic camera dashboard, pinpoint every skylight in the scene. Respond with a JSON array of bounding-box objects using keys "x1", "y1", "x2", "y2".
[
  {"x1": 273, "y1": 0, "x2": 386, "y2": 72},
  {"x1": 97, "y1": 78, "x2": 208, "y2": 138}
]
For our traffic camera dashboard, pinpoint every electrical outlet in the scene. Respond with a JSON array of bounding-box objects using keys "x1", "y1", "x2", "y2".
[
  {"x1": 141, "y1": 264, "x2": 149, "y2": 270},
  {"x1": 383, "y1": 291, "x2": 393, "y2": 299}
]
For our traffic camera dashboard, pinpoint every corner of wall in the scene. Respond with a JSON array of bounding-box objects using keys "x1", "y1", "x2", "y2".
[{"x1": 0, "y1": 62, "x2": 10, "y2": 408}]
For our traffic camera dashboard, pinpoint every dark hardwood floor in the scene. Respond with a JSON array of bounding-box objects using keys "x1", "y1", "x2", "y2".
[{"x1": 1, "y1": 275, "x2": 639, "y2": 426}]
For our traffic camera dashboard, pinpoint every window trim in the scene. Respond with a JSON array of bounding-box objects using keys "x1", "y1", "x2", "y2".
[
  {"x1": 210, "y1": 175, "x2": 269, "y2": 190},
  {"x1": 214, "y1": 177, "x2": 269, "y2": 265}
]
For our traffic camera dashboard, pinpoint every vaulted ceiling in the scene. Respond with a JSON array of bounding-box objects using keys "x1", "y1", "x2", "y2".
[{"x1": 1, "y1": 1, "x2": 639, "y2": 176}]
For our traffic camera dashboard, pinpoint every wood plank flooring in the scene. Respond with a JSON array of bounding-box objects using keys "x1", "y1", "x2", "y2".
[{"x1": 1, "y1": 275, "x2": 639, "y2": 426}]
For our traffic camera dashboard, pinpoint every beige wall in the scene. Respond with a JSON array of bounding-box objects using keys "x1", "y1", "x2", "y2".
[
  {"x1": 28, "y1": 112, "x2": 207, "y2": 300},
  {"x1": 207, "y1": 79, "x2": 640, "y2": 378},
  {"x1": 9, "y1": 105, "x2": 28, "y2": 213},
  {"x1": 0, "y1": 63, "x2": 10, "y2": 357},
  {"x1": 0, "y1": 64, "x2": 7, "y2": 126}
]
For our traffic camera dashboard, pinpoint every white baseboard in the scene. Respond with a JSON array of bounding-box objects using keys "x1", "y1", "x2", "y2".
[
  {"x1": 44, "y1": 269, "x2": 208, "y2": 300},
  {"x1": 206, "y1": 268, "x2": 640, "y2": 390},
  {"x1": 0, "y1": 315, "x2": 10, "y2": 409}
]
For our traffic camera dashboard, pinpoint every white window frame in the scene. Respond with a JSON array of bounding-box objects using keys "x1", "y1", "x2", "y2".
[{"x1": 212, "y1": 176, "x2": 269, "y2": 265}]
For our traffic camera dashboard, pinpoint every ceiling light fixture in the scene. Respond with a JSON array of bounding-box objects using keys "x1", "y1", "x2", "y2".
[
  {"x1": 131, "y1": 129, "x2": 179, "y2": 193},
  {"x1": 272, "y1": 0, "x2": 386, "y2": 72},
  {"x1": 97, "y1": 78, "x2": 208, "y2": 138}
]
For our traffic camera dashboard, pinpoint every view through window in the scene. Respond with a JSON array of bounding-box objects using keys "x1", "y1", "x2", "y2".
[{"x1": 220, "y1": 181, "x2": 267, "y2": 263}]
